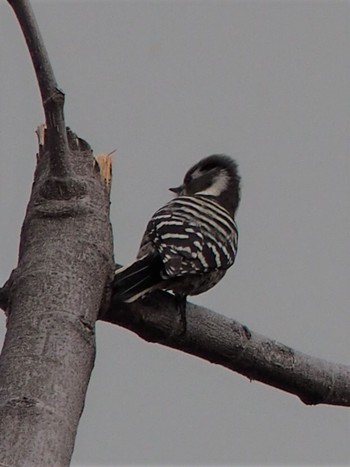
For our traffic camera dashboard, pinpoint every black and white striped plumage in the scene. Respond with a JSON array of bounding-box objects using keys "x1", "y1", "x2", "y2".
[{"x1": 112, "y1": 154, "x2": 240, "y2": 304}]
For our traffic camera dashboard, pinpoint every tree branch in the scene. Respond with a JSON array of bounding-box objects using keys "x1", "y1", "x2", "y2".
[
  {"x1": 7, "y1": 0, "x2": 58, "y2": 108},
  {"x1": 1, "y1": 2, "x2": 115, "y2": 465},
  {"x1": 103, "y1": 291, "x2": 350, "y2": 408},
  {"x1": 7, "y1": 0, "x2": 83, "y2": 192},
  {"x1": 0, "y1": 128, "x2": 115, "y2": 466}
]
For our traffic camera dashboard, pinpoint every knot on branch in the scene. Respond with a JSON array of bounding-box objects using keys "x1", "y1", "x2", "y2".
[
  {"x1": 262, "y1": 340, "x2": 296, "y2": 369},
  {"x1": 39, "y1": 177, "x2": 87, "y2": 200},
  {"x1": 44, "y1": 87, "x2": 65, "y2": 111}
]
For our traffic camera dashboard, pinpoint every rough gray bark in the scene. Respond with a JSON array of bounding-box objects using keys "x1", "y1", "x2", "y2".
[
  {"x1": 0, "y1": 134, "x2": 114, "y2": 466},
  {"x1": 0, "y1": 1, "x2": 114, "y2": 465},
  {"x1": 104, "y1": 292, "x2": 350, "y2": 407}
]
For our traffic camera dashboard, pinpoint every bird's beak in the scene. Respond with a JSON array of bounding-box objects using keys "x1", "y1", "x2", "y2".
[{"x1": 169, "y1": 184, "x2": 184, "y2": 195}]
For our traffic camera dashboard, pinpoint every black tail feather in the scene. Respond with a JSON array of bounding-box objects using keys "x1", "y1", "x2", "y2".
[{"x1": 112, "y1": 254, "x2": 163, "y2": 302}]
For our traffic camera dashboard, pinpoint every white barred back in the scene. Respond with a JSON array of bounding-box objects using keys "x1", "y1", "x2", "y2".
[{"x1": 139, "y1": 195, "x2": 238, "y2": 278}]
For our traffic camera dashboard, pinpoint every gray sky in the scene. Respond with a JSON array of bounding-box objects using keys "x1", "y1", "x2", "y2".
[{"x1": 1, "y1": 1, "x2": 349, "y2": 465}]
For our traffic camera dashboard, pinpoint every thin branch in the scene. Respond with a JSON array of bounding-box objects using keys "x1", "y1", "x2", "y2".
[
  {"x1": 7, "y1": 0, "x2": 72, "y2": 181},
  {"x1": 103, "y1": 291, "x2": 350, "y2": 408},
  {"x1": 7, "y1": 0, "x2": 57, "y2": 104}
]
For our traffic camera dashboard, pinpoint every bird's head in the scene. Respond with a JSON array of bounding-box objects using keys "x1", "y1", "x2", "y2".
[{"x1": 169, "y1": 154, "x2": 241, "y2": 216}]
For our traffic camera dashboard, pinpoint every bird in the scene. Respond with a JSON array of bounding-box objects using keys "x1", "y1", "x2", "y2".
[{"x1": 112, "y1": 154, "x2": 241, "y2": 329}]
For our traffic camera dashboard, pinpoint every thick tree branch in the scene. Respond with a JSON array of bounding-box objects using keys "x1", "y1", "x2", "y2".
[
  {"x1": 2, "y1": 279, "x2": 349, "y2": 408},
  {"x1": 0, "y1": 129, "x2": 114, "y2": 466},
  {"x1": 103, "y1": 291, "x2": 350, "y2": 408},
  {"x1": 1, "y1": 1, "x2": 115, "y2": 465}
]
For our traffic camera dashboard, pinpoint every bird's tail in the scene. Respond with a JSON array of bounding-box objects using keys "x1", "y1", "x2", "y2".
[{"x1": 112, "y1": 254, "x2": 163, "y2": 303}]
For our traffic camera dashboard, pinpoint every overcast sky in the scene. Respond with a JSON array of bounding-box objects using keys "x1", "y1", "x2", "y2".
[{"x1": 1, "y1": 1, "x2": 349, "y2": 465}]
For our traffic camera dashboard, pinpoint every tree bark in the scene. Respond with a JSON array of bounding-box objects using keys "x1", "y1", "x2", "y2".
[
  {"x1": 104, "y1": 292, "x2": 350, "y2": 408},
  {"x1": 0, "y1": 130, "x2": 114, "y2": 466},
  {"x1": 0, "y1": 1, "x2": 114, "y2": 465}
]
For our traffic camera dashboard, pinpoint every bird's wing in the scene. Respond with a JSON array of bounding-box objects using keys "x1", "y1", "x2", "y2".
[
  {"x1": 152, "y1": 216, "x2": 236, "y2": 278},
  {"x1": 137, "y1": 197, "x2": 237, "y2": 278}
]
